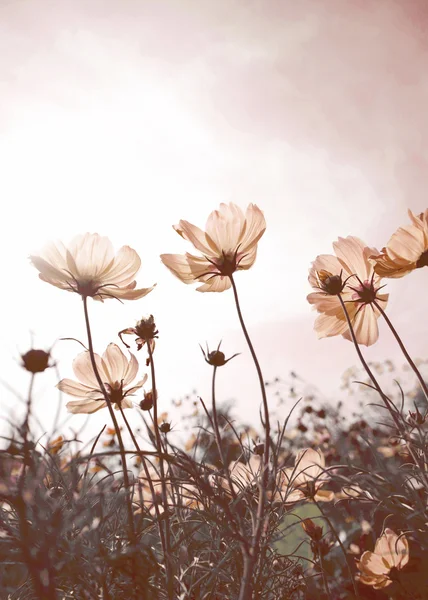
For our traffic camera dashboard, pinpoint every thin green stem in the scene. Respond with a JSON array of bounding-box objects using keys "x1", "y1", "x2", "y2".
[
  {"x1": 230, "y1": 274, "x2": 270, "y2": 600},
  {"x1": 373, "y1": 299, "x2": 428, "y2": 404}
]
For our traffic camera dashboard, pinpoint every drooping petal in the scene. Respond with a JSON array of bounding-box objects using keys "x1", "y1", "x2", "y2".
[
  {"x1": 56, "y1": 378, "x2": 100, "y2": 398},
  {"x1": 313, "y1": 312, "x2": 348, "y2": 339},
  {"x1": 66, "y1": 399, "x2": 106, "y2": 414},
  {"x1": 160, "y1": 253, "x2": 214, "y2": 284},
  {"x1": 196, "y1": 275, "x2": 231, "y2": 293}
]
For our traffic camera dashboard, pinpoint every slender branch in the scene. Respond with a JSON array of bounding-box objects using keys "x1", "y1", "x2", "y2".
[
  {"x1": 146, "y1": 340, "x2": 174, "y2": 600},
  {"x1": 118, "y1": 404, "x2": 168, "y2": 563},
  {"x1": 81, "y1": 297, "x2": 137, "y2": 550},
  {"x1": 230, "y1": 274, "x2": 270, "y2": 600},
  {"x1": 315, "y1": 500, "x2": 359, "y2": 599},
  {"x1": 373, "y1": 299, "x2": 428, "y2": 404},
  {"x1": 338, "y1": 296, "x2": 428, "y2": 486}
]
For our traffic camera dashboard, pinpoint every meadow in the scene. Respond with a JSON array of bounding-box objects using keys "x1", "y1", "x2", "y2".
[{"x1": 1, "y1": 204, "x2": 427, "y2": 599}]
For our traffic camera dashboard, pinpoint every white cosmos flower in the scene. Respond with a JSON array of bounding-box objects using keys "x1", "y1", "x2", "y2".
[
  {"x1": 160, "y1": 203, "x2": 266, "y2": 292},
  {"x1": 57, "y1": 343, "x2": 147, "y2": 414},
  {"x1": 30, "y1": 232, "x2": 155, "y2": 301}
]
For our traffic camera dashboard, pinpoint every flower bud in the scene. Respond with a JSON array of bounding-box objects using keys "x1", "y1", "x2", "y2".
[
  {"x1": 159, "y1": 422, "x2": 171, "y2": 434},
  {"x1": 301, "y1": 518, "x2": 323, "y2": 542},
  {"x1": 21, "y1": 349, "x2": 51, "y2": 373},
  {"x1": 139, "y1": 391, "x2": 155, "y2": 411}
]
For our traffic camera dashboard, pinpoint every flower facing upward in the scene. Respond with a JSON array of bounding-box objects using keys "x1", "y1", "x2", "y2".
[
  {"x1": 57, "y1": 343, "x2": 147, "y2": 414},
  {"x1": 357, "y1": 529, "x2": 409, "y2": 589},
  {"x1": 30, "y1": 233, "x2": 155, "y2": 301},
  {"x1": 370, "y1": 209, "x2": 428, "y2": 278},
  {"x1": 160, "y1": 203, "x2": 266, "y2": 292},
  {"x1": 307, "y1": 236, "x2": 389, "y2": 346},
  {"x1": 279, "y1": 448, "x2": 334, "y2": 503}
]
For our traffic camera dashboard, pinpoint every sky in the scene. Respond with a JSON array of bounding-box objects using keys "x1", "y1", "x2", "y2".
[{"x1": 1, "y1": 0, "x2": 428, "y2": 440}]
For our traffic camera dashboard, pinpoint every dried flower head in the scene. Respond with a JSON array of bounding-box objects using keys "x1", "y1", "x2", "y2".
[
  {"x1": 200, "y1": 341, "x2": 240, "y2": 367},
  {"x1": 301, "y1": 518, "x2": 323, "y2": 542},
  {"x1": 308, "y1": 236, "x2": 388, "y2": 346},
  {"x1": 21, "y1": 349, "x2": 53, "y2": 373},
  {"x1": 30, "y1": 233, "x2": 155, "y2": 301},
  {"x1": 370, "y1": 209, "x2": 428, "y2": 278},
  {"x1": 57, "y1": 343, "x2": 147, "y2": 414},
  {"x1": 139, "y1": 390, "x2": 155, "y2": 411},
  {"x1": 357, "y1": 529, "x2": 409, "y2": 589},
  {"x1": 159, "y1": 422, "x2": 172, "y2": 434},
  {"x1": 160, "y1": 203, "x2": 266, "y2": 292},
  {"x1": 119, "y1": 315, "x2": 158, "y2": 351}
]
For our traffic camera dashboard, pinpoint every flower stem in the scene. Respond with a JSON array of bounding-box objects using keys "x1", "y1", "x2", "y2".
[
  {"x1": 373, "y1": 299, "x2": 428, "y2": 404},
  {"x1": 338, "y1": 296, "x2": 428, "y2": 485},
  {"x1": 230, "y1": 274, "x2": 270, "y2": 600},
  {"x1": 315, "y1": 500, "x2": 359, "y2": 599},
  {"x1": 82, "y1": 297, "x2": 137, "y2": 549},
  {"x1": 146, "y1": 341, "x2": 175, "y2": 600},
  {"x1": 118, "y1": 404, "x2": 169, "y2": 571}
]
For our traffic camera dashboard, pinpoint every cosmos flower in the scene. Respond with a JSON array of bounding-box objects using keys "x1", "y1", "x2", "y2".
[
  {"x1": 160, "y1": 203, "x2": 266, "y2": 292},
  {"x1": 357, "y1": 529, "x2": 409, "y2": 589},
  {"x1": 57, "y1": 343, "x2": 147, "y2": 414},
  {"x1": 370, "y1": 209, "x2": 428, "y2": 278},
  {"x1": 307, "y1": 236, "x2": 389, "y2": 346},
  {"x1": 279, "y1": 448, "x2": 334, "y2": 503},
  {"x1": 30, "y1": 233, "x2": 155, "y2": 301}
]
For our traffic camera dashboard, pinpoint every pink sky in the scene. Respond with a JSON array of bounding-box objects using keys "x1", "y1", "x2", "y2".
[{"x1": 1, "y1": 0, "x2": 427, "y2": 433}]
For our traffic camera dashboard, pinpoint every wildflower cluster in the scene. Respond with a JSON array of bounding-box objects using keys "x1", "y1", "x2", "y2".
[{"x1": 0, "y1": 204, "x2": 427, "y2": 599}]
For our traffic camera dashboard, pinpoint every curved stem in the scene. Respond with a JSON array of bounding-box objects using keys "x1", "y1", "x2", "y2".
[
  {"x1": 373, "y1": 299, "x2": 428, "y2": 404},
  {"x1": 315, "y1": 500, "x2": 359, "y2": 599},
  {"x1": 318, "y1": 552, "x2": 331, "y2": 600},
  {"x1": 338, "y1": 296, "x2": 428, "y2": 485},
  {"x1": 118, "y1": 405, "x2": 168, "y2": 564},
  {"x1": 230, "y1": 275, "x2": 270, "y2": 600},
  {"x1": 338, "y1": 296, "x2": 401, "y2": 429},
  {"x1": 82, "y1": 297, "x2": 137, "y2": 547},
  {"x1": 146, "y1": 341, "x2": 174, "y2": 600}
]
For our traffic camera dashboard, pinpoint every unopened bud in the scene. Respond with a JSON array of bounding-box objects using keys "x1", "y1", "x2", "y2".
[
  {"x1": 301, "y1": 518, "x2": 323, "y2": 542},
  {"x1": 21, "y1": 349, "x2": 51, "y2": 374},
  {"x1": 139, "y1": 390, "x2": 155, "y2": 411}
]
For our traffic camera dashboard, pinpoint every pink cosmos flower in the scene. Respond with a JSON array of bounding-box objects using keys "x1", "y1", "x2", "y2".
[
  {"x1": 370, "y1": 209, "x2": 428, "y2": 278},
  {"x1": 30, "y1": 233, "x2": 154, "y2": 301},
  {"x1": 160, "y1": 203, "x2": 266, "y2": 292},
  {"x1": 357, "y1": 528, "x2": 409, "y2": 589},
  {"x1": 57, "y1": 343, "x2": 147, "y2": 414},
  {"x1": 307, "y1": 236, "x2": 388, "y2": 346}
]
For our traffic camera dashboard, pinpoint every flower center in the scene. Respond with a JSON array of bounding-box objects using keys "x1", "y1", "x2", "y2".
[
  {"x1": 216, "y1": 252, "x2": 239, "y2": 277},
  {"x1": 105, "y1": 381, "x2": 124, "y2": 405},
  {"x1": 317, "y1": 270, "x2": 345, "y2": 295},
  {"x1": 351, "y1": 279, "x2": 378, "y2": 304},
  {"x1": 416, "y1": 249, "x2": 428, "y2": 269},
  {"x1": 76, "y1": 280, "x2": 101, "y2": 297}
]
